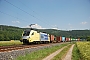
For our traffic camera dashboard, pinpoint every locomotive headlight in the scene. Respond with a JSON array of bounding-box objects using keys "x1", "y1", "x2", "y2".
[{"x1": 27, "y1": 37, "x2": 30, "y2": 40}]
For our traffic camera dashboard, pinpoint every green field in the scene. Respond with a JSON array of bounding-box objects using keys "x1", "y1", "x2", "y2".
[
  {"x1": 72, "y1": 42, "x2": 90, "y2": 60},
  {"x1": 76, "y1": 42, "x2": 90, "y2": 60},
  {"x1": 0, "y1": 40, "x2": 22, "y2": 46}
]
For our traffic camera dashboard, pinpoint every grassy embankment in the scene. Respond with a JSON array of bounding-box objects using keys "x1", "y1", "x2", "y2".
[
  {"x1": 52, "y1": 44, "x2": 72, "y2": 60},
  {"x1": 0, "y1": 40, "x2": 22, "y2": 46},
  {"x1": 16, "y1": 43, "x2": 69, "y2": 60}
]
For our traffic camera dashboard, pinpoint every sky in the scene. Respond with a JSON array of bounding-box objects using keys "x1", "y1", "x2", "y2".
[{"x1": 0, "y1": 0, "x2": 90, "y2": 30}]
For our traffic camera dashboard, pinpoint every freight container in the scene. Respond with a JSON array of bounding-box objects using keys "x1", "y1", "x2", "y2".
[
  {"x1": 69, "y1": 38, "x2": 71, "y2": 41},
  {"x1": 56, "y1": 36, "x2": 62, "y2": 42},
  {"x1": 78, "y1": 38, "x2": 80, "y2": 41},
  {"x1": 66, "y1": 38, "x2": 69, "y2": 42},
  {"x1": 71, "y1": 38, "x2": 76, "y2": 41},
  {"x1": 76, "y1": 39, "x2": 78, "y2": 41},
  {"x1": 62, "y1": 37, "x2": 65, "y2": 42},
  {"x1": 50, "y1": 35, "x2": 54, "y2": 42},
  {"x1": 71, "y1": 38, "x2": 73, "y2": 41},
  {"x1": 72, "y1": 38, "x2": 76, "y2": 41}
]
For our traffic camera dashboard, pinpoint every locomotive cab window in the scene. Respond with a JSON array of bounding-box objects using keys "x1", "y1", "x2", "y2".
[
  {"x1": 23, "y1": 31, "x2": 30, "y2": 36},
  {"x1": 31, "y1": 32, "x2": 34, "y2": 35}
]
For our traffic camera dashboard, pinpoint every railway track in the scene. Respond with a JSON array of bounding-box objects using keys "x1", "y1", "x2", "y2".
[{"x1": 0, "y1": 43, "x2": 56, "y2": 52}]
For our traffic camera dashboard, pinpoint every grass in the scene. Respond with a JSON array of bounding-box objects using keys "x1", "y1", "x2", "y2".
[
  {"x1": 0, "y1": 40, "x2": 22, "y2": 46},
  {"x1": 52, "y1": 44, "x2": 72, "y2": 60},
  {"x1": 72, "y1": 44, "x2": 80, "y2": 60},
  {"x1": 16, "y1": 43, "x2": 69, "y2": 60}
]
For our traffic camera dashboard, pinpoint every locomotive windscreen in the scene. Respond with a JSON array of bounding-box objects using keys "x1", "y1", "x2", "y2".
[{"x1": 23, "y1": 30, "x2": 30, "y2": 36}]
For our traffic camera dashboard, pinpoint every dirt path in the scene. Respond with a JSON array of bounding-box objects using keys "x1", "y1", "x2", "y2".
[
  {"x1": 42, "y1": 45, "x2": 68, "y2": 60},
  {"x1": 62, "y1": 44, "x2": 75, "y2": 60}
]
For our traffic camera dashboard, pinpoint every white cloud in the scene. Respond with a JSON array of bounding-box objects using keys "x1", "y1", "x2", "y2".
[
  {"x1": 23, "y1": 24, "x2": 59, "y2": 30},
  {"x1": 23, "y1": 24, "x2": 42, "y2": 29},
  {"x1": 12, "y1": 21, "x2": 20, "y2": 23},
  {"x1": 81, "y1": 22, "x2": 87, "y2": 25},
  {"x1": 30, "y1": 24, "x2": 42, "y2": 29}
]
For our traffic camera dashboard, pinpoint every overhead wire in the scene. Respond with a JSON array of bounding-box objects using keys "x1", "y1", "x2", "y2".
[
  {"x1": 4, "y1": 0, "x2": 51, "y2": 27},
  {"x1": 18, "y1": 0, "x2": 52, "y2": 27},
  {"x1": 18, "y1": 0, "x2": 38, "y2": 15}
]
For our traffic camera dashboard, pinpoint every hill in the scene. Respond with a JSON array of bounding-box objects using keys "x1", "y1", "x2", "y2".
[
  {"x1": 38, "y1": 29, "x2": 90, "y2": 39},
  {"x1": 0, "y1": 25, "x2": 90, "y2": 41}
]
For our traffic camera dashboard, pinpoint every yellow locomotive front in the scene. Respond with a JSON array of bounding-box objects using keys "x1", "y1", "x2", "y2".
[{"x1": 20, "y1": 29, "x2": 40, "y2": 44}]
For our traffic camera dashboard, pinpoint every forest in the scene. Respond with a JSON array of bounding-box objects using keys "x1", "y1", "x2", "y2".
[
  {"x1": 0, "y1": 25, "x2": 90, "y2": 41},
  {"x1": 0, "y1": 25, "x2": 23, "y2": 41}
]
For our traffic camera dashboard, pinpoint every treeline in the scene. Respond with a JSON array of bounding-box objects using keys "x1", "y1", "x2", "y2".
[
  {"x1": 0, "y1": 25, "x2": 23, "y2": 41},
  {"x1": 38, "y1": 29, "x2": 90, "y2": 39},
  {"x1": 0, "y1": 25, "x2": 90, "y2": 41}
]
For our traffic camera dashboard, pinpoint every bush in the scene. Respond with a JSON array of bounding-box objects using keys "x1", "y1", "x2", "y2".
[{"x1": 87, "y1": 37, "x2": 90, "y2": 41}]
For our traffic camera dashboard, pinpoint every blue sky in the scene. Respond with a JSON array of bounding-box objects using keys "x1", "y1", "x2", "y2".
[{"x1": 0, "y1": 0, "x2": 90, "y2": 30}]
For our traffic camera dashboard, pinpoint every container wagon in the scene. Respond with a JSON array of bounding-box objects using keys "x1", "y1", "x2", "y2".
[
  {"x1": 78, "y1": 38, "x2": 80, "y2": 41},
  {"x1": 50, "y1": 35, "x2": 55, "y2": 43},
  {"x1": 65, "y1": 38, "x2": 69, "y2": 42},
  {"x1": 62, "y1": 37, "x2": 65, "y2": 42},
  {"x1": 56, "y1": 36, "x2": 62, "y2": 42}
]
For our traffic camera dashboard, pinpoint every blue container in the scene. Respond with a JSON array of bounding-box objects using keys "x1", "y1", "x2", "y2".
[
  {"x1": 40, "y1": 33, "x2": 48, "y2": 41},
  {"x1": 62, "y1": 37, "x2": 65, "y2": 42}
]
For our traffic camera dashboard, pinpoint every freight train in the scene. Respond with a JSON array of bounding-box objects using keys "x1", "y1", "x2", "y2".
[{"x1": 20, "y1": 29, "x2": 80, "y2": 44}]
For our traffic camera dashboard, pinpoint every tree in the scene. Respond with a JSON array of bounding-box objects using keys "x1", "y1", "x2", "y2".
[
  {"x1": 87, "y1": 36, "x2": 90, "y2": 41},
  {"x1": 0, "y1": 34, "x2": 4, "y2": 41}
]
